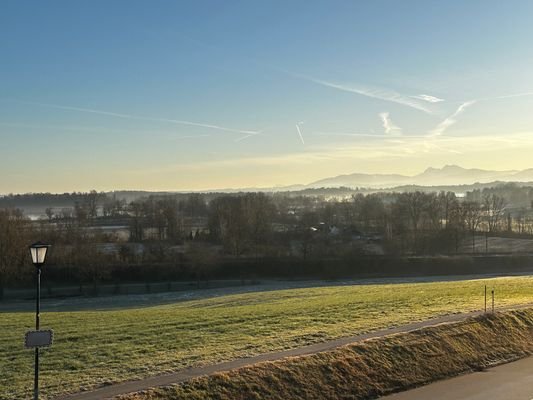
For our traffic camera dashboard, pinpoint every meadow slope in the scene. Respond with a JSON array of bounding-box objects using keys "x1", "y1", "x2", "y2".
[{"x1": 1, "y1": 276, "x2": 532, "y2": 399}]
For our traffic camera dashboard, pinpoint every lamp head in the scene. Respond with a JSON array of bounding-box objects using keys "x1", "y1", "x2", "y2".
[{"x1": 29, "y1": 242, "x2": 51, "y2": 268}]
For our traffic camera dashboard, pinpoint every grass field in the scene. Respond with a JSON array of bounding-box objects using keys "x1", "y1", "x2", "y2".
[{"x1": 1, "y1": 276, "x2": 532, "y2": 399}]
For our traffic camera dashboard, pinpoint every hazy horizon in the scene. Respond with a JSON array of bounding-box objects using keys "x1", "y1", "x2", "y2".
[
  {"x1": 4, "y1": 163, "x2": 533, "y2": 195},
  {"x1": 3, "y1": 1, "x2": 533, "y2": 193}
]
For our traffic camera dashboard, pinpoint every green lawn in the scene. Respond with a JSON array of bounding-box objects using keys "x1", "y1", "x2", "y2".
[{"x1": 1, "y1": 276, "x2": 532, "y2": 400}]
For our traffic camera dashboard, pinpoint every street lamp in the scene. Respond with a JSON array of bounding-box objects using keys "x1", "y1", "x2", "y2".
[{"x1": 29, "y1": 241, "x2": 51, "y2": 400}]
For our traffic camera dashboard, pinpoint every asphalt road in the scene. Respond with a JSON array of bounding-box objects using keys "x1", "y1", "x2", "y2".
[{"x1": 381, "y1": 356, "x2": 533, "y2": 400}]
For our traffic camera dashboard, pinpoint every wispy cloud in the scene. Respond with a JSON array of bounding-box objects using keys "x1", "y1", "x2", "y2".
[
  {"x1": 410, "y1": 94, "x2": 445, "y2": 103},
  {"x1": 428, "y1": 100, "x2": 477, "y2": 137},
  {"x1": 314, "y1": 132, "x2": 390, "y2": 138},
  {"x1": 426, "y1": 90, "x2": 533, "y2": 137},
  {"x1": 134, "y1": 132, "x2": 533, "y2": 175},
  {"x1": 295, "y1": 122, "x2": 305, "y2": 145},
  {"x1": 482, "y1": 91, "x2": 533, "y2": 101},
  {"x1": 1, "y1": 99, "x2": 260, "y2": 136},
  {"x1": 379, "y1": 112, "x2": 402, "y2": 135},
  {"x1": 0, "y1": 121, "x2": 213, "y2": 140},
  {"x1": 234, "y1": 131, "x2": 265, "y2": 142},
  {"x1": 175, "y1": 134, "x2": 212, "y2": 140},
  {"x1": 297, "y1": 75, "x2": 435, "y2": 114},
  {"x1": 313, "y1": 131, "x2": 429, "y2": 139}
]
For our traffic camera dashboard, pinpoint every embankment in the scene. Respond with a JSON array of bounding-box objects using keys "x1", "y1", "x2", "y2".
[{"x1": 120, "y1": 309, "x2": 533, "y2": 400}]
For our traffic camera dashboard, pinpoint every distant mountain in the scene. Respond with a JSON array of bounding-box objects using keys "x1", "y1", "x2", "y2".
[
  {"x1": 508, "y1": 168, "x2": 533, "y2": 181},
  {"x1": 303, "y1": 165, "x2": 533, "y2": 189},
  {"x1": 309, "y1": 173, "x2": 410, "y2": 188}
]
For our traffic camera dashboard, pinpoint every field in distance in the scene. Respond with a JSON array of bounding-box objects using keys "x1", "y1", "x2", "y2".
[{"x1": 1, "y1": 276, "x2": 532, "y2": 399}]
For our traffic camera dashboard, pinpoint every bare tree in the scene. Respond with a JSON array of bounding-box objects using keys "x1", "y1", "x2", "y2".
[
  {"x1": 0, "y1": 209, "x2": 30, "y2": 299},
  {"x1": 395, "y1": 192, "x2": 427, "y2": 253},
  {"x1": 462, "y1": 201, "x2": 483, "y2": 252},
  {"x1": 86, "y1": 190, "x2": 99, "y2": 219},
  {"x1": 129, "y1": 201, "x2": 144, "y2": 241},
  {"x1": 425, "y1": 193, "x2": 442, "y2": 231},
  {"x1": 438, "y1": 191, "x2": 458, "y2": 229},
  {"x1": 515, "y1": 209, "x2": 527, "y2": 234},
  {"x1": 187, "y1": 242, "x2": 219, "y2": 287},
  {"x1": 72, "y1": 241, "x2": 110, "y2": 295},
  {"x1": 483, "y1": 194, "x2": 506, "y2": 233}
]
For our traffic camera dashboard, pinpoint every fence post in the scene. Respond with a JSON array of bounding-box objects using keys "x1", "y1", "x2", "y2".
[{"x1": 484, "y1": 285, "x2": 487, "y2": 313}]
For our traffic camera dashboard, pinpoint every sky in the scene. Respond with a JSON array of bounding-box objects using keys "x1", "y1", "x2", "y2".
[{"x1": 2, "y1": 1, "x2": 533, "y2": 193}]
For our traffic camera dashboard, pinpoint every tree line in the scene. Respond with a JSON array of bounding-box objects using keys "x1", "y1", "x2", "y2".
[{"x1": 2, "y1": 185, "x2": 533, "y2": 297}]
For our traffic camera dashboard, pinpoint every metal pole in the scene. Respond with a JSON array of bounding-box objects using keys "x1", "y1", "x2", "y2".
[
  {"x1": 34, "y1": 268, "x2": 40, "y2": 400},
  {"x1": 484, "y1": 285, "x2": 487, "y2": 313},
  {"x1": 491, "y1": 289, "x2": 495, "y2": 313}
]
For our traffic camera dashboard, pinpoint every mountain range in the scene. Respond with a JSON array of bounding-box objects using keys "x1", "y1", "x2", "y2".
[{"x1": 297, "y1": 165, "x2": 533, "y2": 190}]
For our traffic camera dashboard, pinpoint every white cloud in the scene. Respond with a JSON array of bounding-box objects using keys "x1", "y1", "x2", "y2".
[
  {"x1": 379, "y1": 112, "x2": 402, "y2": 135},
  {"x1": 411, "y1": 94, "x2": 445, "y2": 103}
]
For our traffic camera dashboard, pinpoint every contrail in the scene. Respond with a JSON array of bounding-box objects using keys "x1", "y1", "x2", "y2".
[
  {"x1": 314, "y1": 132, "x2": 386, "y2": 137},
  {"x1": 295, "y1": 122, "x2": 305, "y2": 145},
  {"x1": 291, "y1": 74, "x2": 434, "y2": 114},
  {"x1": 234, "y1": 131, "x2": 265, "y2": 142},
  {"x1": 477, "y1": 92, "x2": 533, "y2": 101},
  {"x1": 313, "y1": 132, "x2": 423, "y2": 139},
  {"x1": 426, "y1": 90, "x2": 533, "y2": 137},
  {"x1": 1, "y1": 99, "x2": 260, "y2": 135},
  {"x1": 235, "y1": 134, "x2": 254, "y2": 142},
  {"x1": 428, "y1": 100, "x2": 476, "y2": 137},
  {"x1": 175, "y1": 134, "x2": 211, "y2": 140},
  {"x1": 0, "y1": 121, "x2": 217, "y2": 140},
  {"x1": 410, "y1": 94, "x2": 444, "y2": 103}
]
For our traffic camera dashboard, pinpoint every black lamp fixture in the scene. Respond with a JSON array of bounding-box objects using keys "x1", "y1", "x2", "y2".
[
  {"x1": 29, "y1": 242, "x2": 51, "y2": 268},
  {"x1": 28, "y1": 241, "x2": 51, "y2": 400}
]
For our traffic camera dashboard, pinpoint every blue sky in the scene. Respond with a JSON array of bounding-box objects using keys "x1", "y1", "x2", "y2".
[{"x1": 2, "y1": 1, "x2": 533, "y2": 192}]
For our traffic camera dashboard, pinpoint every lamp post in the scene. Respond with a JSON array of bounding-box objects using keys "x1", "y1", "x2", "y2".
[{"x1": 29, "y1": 242, "x2": 51, "y2": 400}]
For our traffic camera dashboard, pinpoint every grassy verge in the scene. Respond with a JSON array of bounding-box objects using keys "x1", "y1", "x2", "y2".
[
  {"x1": 1, "y1": 276, "x2": 532, "y2": 399},
  {"x1": 120, "y1": 309, "x2": 533, "y2": 400}
]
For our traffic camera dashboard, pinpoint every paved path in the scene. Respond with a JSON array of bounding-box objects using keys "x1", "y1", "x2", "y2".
[
  {"x1": 380, "y1": 356, "x2": 533, "y2": 400},
  {"x1": 56, "y1": 303, "x2": 533, "y2": 400}
]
